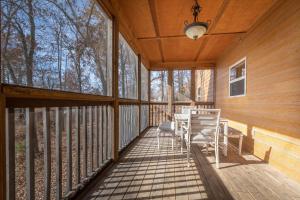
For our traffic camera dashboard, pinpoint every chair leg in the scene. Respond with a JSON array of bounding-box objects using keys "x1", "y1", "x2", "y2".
[
  {"x1": 171, "y1": 137, "x2": 174, "y2": 150},
  {"x1": 181, "y1": 136, "x2": 184, "y2": 154},
  {"x1": 215, "y1": 142, "x2": 220, "y2": 169},
  {"x1": 157, "y1": 131, "x2": 160, "y2": 150},
  {"x1": 187, "y1": 143, "x2": 190, "y2": 167}
]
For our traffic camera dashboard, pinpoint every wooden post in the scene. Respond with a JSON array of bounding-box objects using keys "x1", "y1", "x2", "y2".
[
  {"x1": 0, "y1": 94, "x2": 6, "y2": 200},
  {"x1": 213, "y1": 67, "x2": 216, "y2": 107},
  {"x1": 167, "y1": 70, "x2": 173, "y2": 121},
  {"x1": 148, "y1": 70, "x2": 151, "y2": 127},
  {"x1": 138, "y1": 55, "x2": 141, "y2": 134},
  {"x1": 112, "y1": 16, "x2": 119, "y2": 161},
  {"x1": 191, "y1": 69, "x2": 196, "y2": 106}
]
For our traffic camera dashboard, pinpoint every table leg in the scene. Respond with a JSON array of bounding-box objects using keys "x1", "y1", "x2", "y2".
[
  {"x1": 239, "y1": 135, "x2": 243, "y2": 155},
  {"x1": 223, "y1": 122, "x2": 228, "y2": 156}
]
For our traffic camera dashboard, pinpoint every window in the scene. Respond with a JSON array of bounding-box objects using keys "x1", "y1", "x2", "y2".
[
  {"x1": 118, "y1": 34, "x2": 138, "y2": 99},
  {"x1": 1, "y1": 0, "x2": 112, "y2": 95},
  {"x1": 229, "y1": 58, "x2": 246, "y2": 97},
  {"x1": 173, "y1": 70, "x2": 191, "y2": 101},
  {"x1": 151, "y1": 71, "x2": 168, "y2": 102},
  {"x1": 141, "y1": 63, "x2": 148, "y2": 101},
  {"x1": 195, "y1": 69, "x2": 214, "y2": 102}
]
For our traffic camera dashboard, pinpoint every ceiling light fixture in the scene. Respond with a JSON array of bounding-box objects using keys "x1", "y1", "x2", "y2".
[{"x1": 184, "y1": 0, "x2": 208, "y2": 40}]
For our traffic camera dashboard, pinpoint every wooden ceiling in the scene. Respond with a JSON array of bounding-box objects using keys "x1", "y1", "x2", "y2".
[{"x1": 114, "y1": 0, "x2": 276, "y2": 68}]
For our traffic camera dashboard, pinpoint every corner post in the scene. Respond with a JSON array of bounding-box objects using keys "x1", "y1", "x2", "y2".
[
  {"x1": 191, "y1": 69, "x2": 196, "y2": 106},
  {"x1": 138, "y1": 55, "x2": 141, "y2": 134},
  {"x1": 148, "y1": 70, "x2": 151, "y2": 127},
  {"x1": 0, "y1": 93, "x2": 6, "y2": 200},
  {"x1": 112, "y1": 16, "x2": 119, "y2": 161},
  {"x1": 167, "y1": 70, "x2": 173, "y2": 121}
]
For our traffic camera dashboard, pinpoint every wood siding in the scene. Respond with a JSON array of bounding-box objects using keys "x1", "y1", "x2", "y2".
[
  {"x1": 216, "y1": 0, "x2": 300, "y2": 183},
  {"x1": 195, "y1": 69, "x2": 214, "y2": 102}
]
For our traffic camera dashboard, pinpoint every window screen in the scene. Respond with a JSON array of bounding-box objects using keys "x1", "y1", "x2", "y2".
[{"x1": 1, "y1": 0, "x2": 113, "y2": 95}]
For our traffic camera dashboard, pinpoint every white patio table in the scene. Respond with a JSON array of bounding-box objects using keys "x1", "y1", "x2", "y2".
[{"x1": 174, "y1": 114, "x2": 243, "y2": 156}]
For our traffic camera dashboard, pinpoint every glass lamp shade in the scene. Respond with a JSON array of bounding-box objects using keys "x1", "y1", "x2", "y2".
[{"x1": 184, "y1": 22, "x2": 208, "y2": 40}]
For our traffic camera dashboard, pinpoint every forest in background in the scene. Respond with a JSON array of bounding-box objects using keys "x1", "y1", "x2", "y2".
[{"x1": 1, "y1": 0, "x2": 113, "y2": 95}]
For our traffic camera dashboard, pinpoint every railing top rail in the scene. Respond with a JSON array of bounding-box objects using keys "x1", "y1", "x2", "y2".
[
  {"x1": 1, "y1": 84, "x2": 114, "y2": 108},
  {"x1": 149, "y1": 101, "x2": 214, "y2": 105}
]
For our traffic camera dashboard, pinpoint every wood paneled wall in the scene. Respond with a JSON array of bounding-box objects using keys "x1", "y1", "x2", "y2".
[
  {"x1": 195, "y1": 69, "x2": 214, "y2": 102},
  {"x1": 215, "y1": 0, "x2": 300, "y2": 183}
]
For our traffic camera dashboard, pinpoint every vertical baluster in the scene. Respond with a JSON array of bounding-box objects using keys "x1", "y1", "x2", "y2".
[
  {"x1": 154, "y1": 106, "x2": 156, "y2": 126},
  {"x1": 26, "y1": 108, "x2": 35, "y2": 200},
  {"x1": 82, "y1": 106, "x2": 87, "y2": 178},
  {"x1": 151, "y1": 104, "x2": 153, "y2": 126},
  {"x1": 99, "y1": 106, "x2": 103, "y2": 165},
  {"x1": 89, "y1": 106, "x2": 93, "y2": 172},
  {"x1": 102, "y1": 106, "x2": 106, "y2": 162},
  {"x1": 6, "y1": 108, "x2": 15, "y2": 200},
  {"x1": 157, "y1": 105, "x2": 161, "y2": 124},
  {"x1": 119, "y1": 106, "x2": 123, "y2": 150},
  {"x1": 75, "y1": 107, "x2": 81, "y2": 184},
  {"x1": 43, "y1": 108, "x2": 51, "y2": 200},
  {"x1": 66, "y1": 107, "x2": 72, "y2": 193},
  {"x1": 106, "y1": 105, "x2": 109, "y2": 160},
  {"x1": 128, "y1": 106, "x2": 130, "y2": 143},
  {"x1": 55, "y1": 107, "x2": 62, "y2": 200},
  {"x1": 95, "y1": 106, "x2": 99, "y2": 169},
  {"x1": 122, "y1": 106, "x2": 125, "y2": 147},
  {"x1": 126, "y1": 106, "x2": 128, "y2": 145},
  {"x1": 108, "y1": 106, "x2": 112, "y2": 159}
]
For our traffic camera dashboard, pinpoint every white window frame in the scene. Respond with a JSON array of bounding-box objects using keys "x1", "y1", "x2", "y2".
[{"x1": 228, "y1": 57, "x2": 247, "y2": 97}]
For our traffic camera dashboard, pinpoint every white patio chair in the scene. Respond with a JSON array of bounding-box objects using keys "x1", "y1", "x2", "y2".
[
  {"x1": 157, "y1": 121, "x2": 176, "y2": 150},
  {"x1": 184, "y1": 109, "x2": 221, "y2": 168}
]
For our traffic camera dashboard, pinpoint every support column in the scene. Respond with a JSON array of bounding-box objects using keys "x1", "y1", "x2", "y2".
[
  {"x1": 167, "y1": 70, "x2": 173, "y2": 121},
  {"x1": 138, "y1": 55, "x2": 141, "y2": 134},
  {"x1": 0, "y1": 94, "x2": 6, "y2": 200},
  {"x1": 191, "y1": 69, "x2": 196, "y2": 106},
  {"x1": 112, "y1": 17, "x2": 119, "y2": 161},
  {"x1": 213, "y1": 67, "x2": 216, "y2": 107},
  {"x1": 148, "y1": 70, "x2": 151, "y2": 127}
]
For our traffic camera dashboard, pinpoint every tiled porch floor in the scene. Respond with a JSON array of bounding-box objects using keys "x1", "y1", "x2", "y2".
[{"x1": 84, "y1": 128, "x2": 300, "y2": 200}]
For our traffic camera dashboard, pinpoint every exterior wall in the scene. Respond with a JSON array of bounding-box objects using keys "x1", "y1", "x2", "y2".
[
  {"x1": 195, "y1": 69, "x2": 214, "y2": 102},
  {"x1": 216, "y1": 0, "x2": 300, "y2": 182}
]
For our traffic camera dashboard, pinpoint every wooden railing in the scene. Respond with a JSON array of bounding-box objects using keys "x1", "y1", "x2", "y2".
[
  {"x1": 2, "y1": 85, "x2": 114, "y2": 200},
  {"x1": 119, "y1": 104, "x2": 139, "y2": 151},
  {"x1": 140, "y1": 103, "x2": 149, "y2": 132},
  {"x1": 149, "y1": 102, "x2": 215, "y2": 126}
]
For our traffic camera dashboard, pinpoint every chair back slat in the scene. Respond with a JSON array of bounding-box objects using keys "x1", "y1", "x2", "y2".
[
  {"x1": 188, "y1": 109, "x2": 221, "y2": 135},
  {"x1": 181, "y1": 106, "x2": 197, "y2": 114}
]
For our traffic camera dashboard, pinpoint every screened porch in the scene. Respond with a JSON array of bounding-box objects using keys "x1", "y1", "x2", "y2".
[{"x1": 1, "y1": 0, "x2": 300, "y2": 200}]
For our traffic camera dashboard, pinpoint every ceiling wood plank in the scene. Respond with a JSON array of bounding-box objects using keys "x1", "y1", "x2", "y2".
[
  {"x1": 195, "y1": 0, "x2": 230, "y2": 61},
  {"x1": 207, "y1": 0, "x2": 230, "y2": 33},
  {"x1": 148, "y1": 0, "x2": 164, "y2": 61}
]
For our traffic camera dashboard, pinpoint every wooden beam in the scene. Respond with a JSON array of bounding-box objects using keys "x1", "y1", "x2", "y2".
[
  {"x1": 195, "y1": 37, "x2": 209, "y2": 61},
  {"x1": 150, "y1": 61, "x2": 215, "y2": 70},
  {"x1": 112, "y1": 15, "x2": 120, "y2": 161},
  {"x1": 0, "y1": 94, "x2": 6, "y2": 200},
  {"x1": 148, "y1": 0, "x2": 164, "y2": 61},
  {"x1": 136, "y1": 31, "x2": 246, "y2": 40},
  {"x1": 207, "y1": 0, "x2": 230, "y2": 33},
  {"x1": 167, "y1": 70, "x2": 173, "y2": 121},
  {"x1": 138, "y1": 54, "x2": 142, "y2": 134}
]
